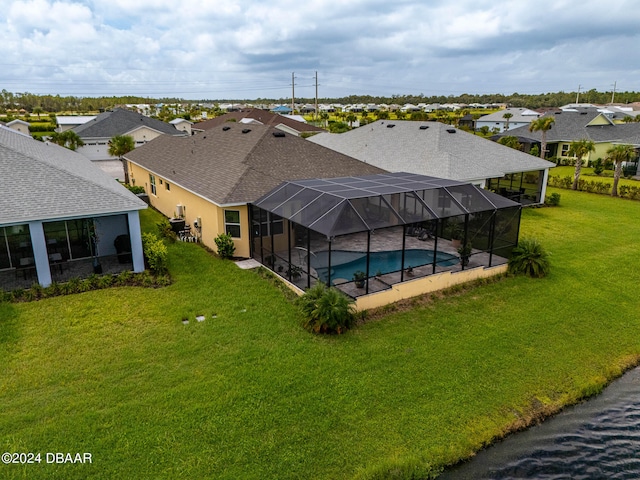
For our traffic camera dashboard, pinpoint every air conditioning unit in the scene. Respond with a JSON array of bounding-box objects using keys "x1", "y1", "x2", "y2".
[{"x1": 176, "y1": 204, "x2": 184, "y2": 217}]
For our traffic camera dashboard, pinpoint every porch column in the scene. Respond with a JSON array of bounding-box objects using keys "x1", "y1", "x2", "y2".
[
  {"x1": 127, "y1": 211, "x2": 145, "y2": 273},
  {"x1": 28, "y1": 221, "x2": 51, "y2": 287},
  {"x1": 539, "y1": 169, "x2": 550, "y2": 204}
]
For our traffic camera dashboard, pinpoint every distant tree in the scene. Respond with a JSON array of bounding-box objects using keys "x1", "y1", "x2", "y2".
[
  {"x1": 622, "y1": 116, "x2": 635, "y2": 123},
  {"x1": 497, "y1": 136, "x2": 522, "y2": 150},
  {"x1": 49, "y1": 130, "x2": 84, "y2": 151},
  {"x1": 32, "y1": 106, "x2": 44, "y2": 120},
  {"x1": 502, "y1": 112, "x2": 513, "y2": 131},
  {"x1": 345, "y1": 113, "x2": 357, "y2": 127},
  {"x1": 606, "y1": 144, "x2": 637, "y2": 196},
  {"x1": 567, "y1": 139, "x2": 596, "y2": 190},
  {"x1": 528, "y1": 116, "x2": 555, "y2": 159},
  {"x1": 376, "y1": 110, "x2": 389, "y2": 120},
  {"x1": 108, "y1": 135, "x2": 136, "y2": 184},
  {"x1": 319, "y1": 111, "x2": 330, "y2": 127},
  {"x1": 395, "y1": 110, "x2": 406, "y2": 120}
]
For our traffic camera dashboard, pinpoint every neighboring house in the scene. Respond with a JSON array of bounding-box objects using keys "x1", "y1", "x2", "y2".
[
  {"x1": 124, "y1": 123, "x2": 384, "y2": 258},
  {"x1": 497, "y1": 108, "x2": 640, "y2": 163},
  {"x1": 72, "y1": 108, "x2": 187, "y2": 161},
  {"x1": 308, "y1": 120, "x2": 555, "y2": 204},
  {"x1": 0, "y1": 125, "x2": 146, "y2": 291},
  {"x1": 5, "y1": 119, "x2": 30, "y2": 135},
  {"x1": 191, "y1": 108, "x2": 324, "y2": 137},
  {"x1": 55, "y1": 115, "x2": 97, "y2": 132},
  {"x1": 169, "y1": 117, "x2": 193, "y2": 135},
  {"x1": 475, "y1": 108, "x2": 540, "y2": 133}
]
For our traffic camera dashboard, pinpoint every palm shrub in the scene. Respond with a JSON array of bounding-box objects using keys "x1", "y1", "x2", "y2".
[
  {"x1": 214, "y1": 233, "x2": 236, "y2": 259},
  {"x1": 297, "y1": 282, "x2": 356, "y2": 334},
  {"x1": 508, "y1": 238, "x2": 551, "y2": 278}
]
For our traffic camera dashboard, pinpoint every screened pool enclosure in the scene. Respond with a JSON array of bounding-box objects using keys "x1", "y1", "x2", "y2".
[{"x1": 250, "y1": 173, "x2": 521, "y2": 298}]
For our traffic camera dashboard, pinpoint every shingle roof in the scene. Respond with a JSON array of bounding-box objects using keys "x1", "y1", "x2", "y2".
[
  {"x1": 192, "y1": 108, "x2": 325, "y2": 134},
  {"x1": 308, "y1": 120, "x2": 554, "y2": 182},
  {"x1": 0, "y1": 125, "x2": 146, "y2": 225},
  {"x1": 124, "y1": 123, "x2": 385, "y2": 205},
  {"x1": 72, "y1": 108, "x2": 184, "y2": 138},
  {"x1": 503, "y1": 109, "x2": 640, "y2": 144}
]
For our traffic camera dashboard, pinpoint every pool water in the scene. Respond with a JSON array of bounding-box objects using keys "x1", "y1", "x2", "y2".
[{"x1": 311, "y1": 249, "x2": 458, "y2": 284}]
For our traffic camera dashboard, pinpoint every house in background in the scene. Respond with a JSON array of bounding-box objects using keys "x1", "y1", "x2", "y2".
[
  {"x1": 4, "y1": 119, "x2": 30, "y2": 135},
  {"x1": 475, "y1": 108, "x2": 540, "y2": 133},
  {"x1": 124, "y1": 123, "x2": 384, "y2": 258},
  {"x1": 191, "y1": 108, "x2": 324, "y2": 137},
  {"x1": 169, "y1": 117, "x2": 193, "y2": 135},
  {"x1": 498, "y1": 108, "x2": 640, "y2": 163},
  {"x1": 72, "y1": 108, "x2": 188, "y2": 162},
  {"x1": 0, "y1": 125, "x2": 146, "y2": 291},
  {"x1": 308, "y1": 120, "x2": 555, "y2": 204},
  {"x1": 55, "y1": 115, "x2": 97, "y2": 132}
]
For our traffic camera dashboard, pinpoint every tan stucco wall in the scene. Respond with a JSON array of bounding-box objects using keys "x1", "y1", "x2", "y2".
[
  {"x1": 128, "y1": 162, "x2": 252, "y2": 257},
  {"x1": 128, "y1": 126, "x2": 165, "y2": 143},
  {"x1": 354, "y1": 264, "x2": 508, "y2": 311}
]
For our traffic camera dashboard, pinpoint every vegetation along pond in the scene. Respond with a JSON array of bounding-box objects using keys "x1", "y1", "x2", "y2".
[{"x1": 440, "y1": 367, "x2": 640, "y2": 479}]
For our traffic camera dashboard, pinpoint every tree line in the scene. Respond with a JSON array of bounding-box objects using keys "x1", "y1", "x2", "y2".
[{"x1": 2, "y1": 88, "x2": 639, "y2": 113}]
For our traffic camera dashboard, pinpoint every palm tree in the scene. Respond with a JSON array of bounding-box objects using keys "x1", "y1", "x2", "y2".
[
  {"x1": 502, "y1": 112, "x2": 513, "y2": 131},
  {"x1": 567, "y1": 139, "x2": 596, "y2": 190},
  {"x1": 345, "y1": 113, "x2": 357, "y2": 128},
  {"x1": 108, "y1": 135, "x2": 136, "y2": 184},
  {"x1": 319, "y1": 111, "x2": 329, "y2": 128},
  {"x1": 528, "y1": 116, "x2": 555, "y2": 159},
  {"x1": 49, "y1": 130, "x2": 84, "y2": 151},
  {"x1": 606, "y1": 144, "x2": 637, "y2": 196}
]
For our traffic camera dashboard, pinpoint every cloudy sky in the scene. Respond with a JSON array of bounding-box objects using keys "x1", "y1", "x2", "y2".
[{"x1": 1, "y1": 0, "x2": 639, "y2": 100}]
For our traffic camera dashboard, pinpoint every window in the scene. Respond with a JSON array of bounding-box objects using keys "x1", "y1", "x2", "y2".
[
  {"x1": 224, "y1": 210, "x2": 241, "y2": 238},
  {"x1": 0, "y1": 225, "x2": 33, "y2": 270},
  {"x1": 561, "y1": 144, "x2": 569, "y2": 157},
  {"x1": 165, "y1": 182, "x2": 171, "y2": 191},
  {"x1": 150, "y1": 174, "x2": 157, "y2": 195},
  {"x1": 253, "y1": 212, "x2": 284, "y2": 237}
]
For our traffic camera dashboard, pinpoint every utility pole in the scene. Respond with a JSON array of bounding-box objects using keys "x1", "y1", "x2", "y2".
[
  {"x1": 611, "y1": 81, "x2": 617, "y2": 104},
  {"x1": 315, "y1": 71, "x2": 318, "y2": 122},
  {"x1": 575, "y1": 84, "x2": 581, "y2": 105},
  {"x1": 291, "y1": 72, "x2": 296, "y2": 114}
]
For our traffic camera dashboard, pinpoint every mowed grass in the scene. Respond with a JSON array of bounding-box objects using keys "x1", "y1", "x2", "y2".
[{"x1": 2, "y1": 190, "x2": 640, "y2": 479}]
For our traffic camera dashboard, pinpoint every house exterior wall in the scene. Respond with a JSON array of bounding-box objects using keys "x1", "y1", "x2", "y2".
[
  {"x1": 128, "y1": 126, "x2": 165, "y2": 145},
  {"x1": 129, "y1": 162, "x2": 252, "y2": 257},
  {"x1": 556, "y1": 141, "x2": 610, "y2": 164},
  {"x1": 354, "y1": 264, "x2": 508, "y2": 311},
  {"x1": 8, "y1": 122, "x2": 30, "y2": 135}
]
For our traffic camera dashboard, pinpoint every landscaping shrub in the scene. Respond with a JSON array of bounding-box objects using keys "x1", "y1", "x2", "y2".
[
  {"x1": 297, "y1": 282, "x2": 355, "y2": 334},
  {"x1": 142, "y1": 233, "x2": 168, "y2": 274},
  {"x1": 214, "y1": 233, "x2": 236, "y2": 259},
  {"x1": 126, "y1": 185, "x2": 145, "y2": 194},
  {"x1": 156, "y1": 219, "x2": 176, "y2": 242},
  {"x1": 508, "y1": 238, "x2": 551, "y2": 278},
  {"x1": 545, "y1": 192, "x2": 561, "y2": 206}
]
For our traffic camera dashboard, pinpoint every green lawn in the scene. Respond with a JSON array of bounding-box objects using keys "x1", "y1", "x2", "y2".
[
  {"x1": 2, "y1": 190, "x2": 640, "y2": 479},
  {"x1": 550, "y1": 165, "x2": 640, "y2": 188}
]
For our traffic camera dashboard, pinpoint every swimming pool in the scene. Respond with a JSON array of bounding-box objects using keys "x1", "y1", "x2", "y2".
[{"x1": 311, "y1": 249, "x2": 459, "y2": 284}]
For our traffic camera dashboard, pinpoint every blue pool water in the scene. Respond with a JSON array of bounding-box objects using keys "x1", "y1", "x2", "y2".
[{"x1": 311, "y1": 249, "x2": 458, "y2": 284}]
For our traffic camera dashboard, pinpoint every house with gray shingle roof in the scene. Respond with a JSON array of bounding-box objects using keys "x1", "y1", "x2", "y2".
[
  {"x1": 0, "y1": 125, "x2": 147, "y2": 290},
  {"x1": 496, "y1": 108, "x2": 640, "y2": 163},
  {"x1": 124, "y1": 123, "x2": 384, "y2": 257},
  {"x1": 72, "y1": 108, "x2": 187, "y2": 162},
  {"x1": 475, "y1": 107, "x2": 540, "y2": 133},
  {"x1": 192, "y1": 108, "x2": 324, "y2": 137},
  {"x1": 308, "y1": 120, "x2": 555, "y2": 204}
]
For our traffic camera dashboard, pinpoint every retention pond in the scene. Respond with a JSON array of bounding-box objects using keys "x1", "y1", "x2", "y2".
[{"x1": 439, "y1": 367, "x2": 640, "y2": 479}]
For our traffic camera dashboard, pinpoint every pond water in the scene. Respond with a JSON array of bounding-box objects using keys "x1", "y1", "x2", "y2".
[{"x1": 439, "y1": 367, "x2": 640, "y2": 479}]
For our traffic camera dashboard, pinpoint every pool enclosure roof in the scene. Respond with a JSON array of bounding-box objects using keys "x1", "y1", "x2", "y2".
[{"x1": 253, "y1": 172, "x2": 520, "y2": 238}]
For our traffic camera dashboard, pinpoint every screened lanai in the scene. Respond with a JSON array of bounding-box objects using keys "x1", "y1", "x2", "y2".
[{"x1": 250, "y1": 172, "x2": 521, "y2": 298}]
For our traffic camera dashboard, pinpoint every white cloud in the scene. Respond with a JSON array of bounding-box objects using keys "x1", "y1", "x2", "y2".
[{"x1": 0, "y1": 0, "x2": 639, "y2": 99}]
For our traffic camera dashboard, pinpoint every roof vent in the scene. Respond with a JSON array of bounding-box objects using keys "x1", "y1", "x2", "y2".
[
  {"x1": 580, "y1": 112, "x2": 587, "y2": 115},
  {"x1": 446, "y1": 129, "x2": 456, "y2": 133},
  {"x1": 419, "y1": 125, "x2": 429, "y2": 130},
  {"x1": 242, "y1": 129, "x2": 251, "y2": 134},
  {"x1": 386, "y1": 124, "x2": 395, "y2": 128},
  {"x1": 222, "y1": 126, "x2": 231, "y2": 131},
  {"x1": 272, "y1": 131, "x2": 285, "y2": 137}
]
